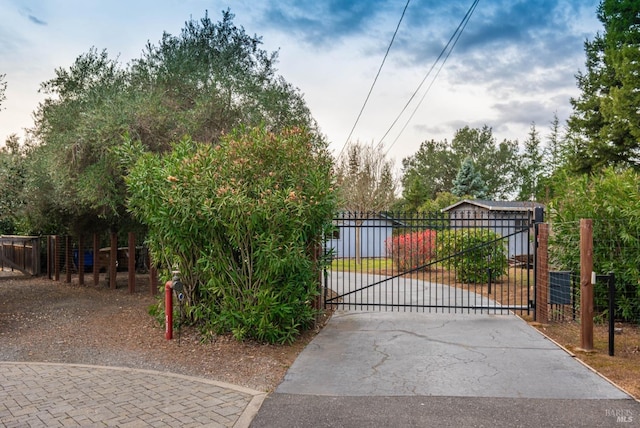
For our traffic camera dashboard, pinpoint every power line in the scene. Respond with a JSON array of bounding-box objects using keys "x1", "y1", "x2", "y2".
[
  {"x1": 386, "y1": 0, "x2": 479, "y2": 155},
  {"x1": 376, "y1": 0, "x2": 480, "y2": 152},
  {"x1": 338, "y1": 0, "x2": 411, "y2": 159}
]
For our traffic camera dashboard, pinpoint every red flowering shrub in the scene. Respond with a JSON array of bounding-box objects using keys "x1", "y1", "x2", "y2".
[{"x1": 386, "y1": 229, "x2": 437, "y2": 271}]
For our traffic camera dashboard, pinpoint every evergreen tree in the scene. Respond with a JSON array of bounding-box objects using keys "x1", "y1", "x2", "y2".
[
  {"x1": 452, "y1": 157, "x2": 488, "y2": 199},
  {"x1": 543, "y1": 113, "x2": 564, "y2": 176},
  {"x1": 403, "y1": 177, "x2": 428, "y2": 212},
  {"x1": 566, "y1": 0, "x2": 640, "y2": 172},
  {"x1": 518, "y1": 123, "x2": 543, "y2": 201},
  {"x1": 538, "y1": 113, "x2": 568, "y2": 203}
]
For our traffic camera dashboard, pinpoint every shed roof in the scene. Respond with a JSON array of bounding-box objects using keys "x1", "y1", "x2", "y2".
[{"x1": 442, "y1": 199, "x2": 544, "y2": 212}]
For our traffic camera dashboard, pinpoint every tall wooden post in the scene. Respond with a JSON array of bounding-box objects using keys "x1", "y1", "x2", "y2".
[
  {"x1": 78, "y1": 235, "x2": 84, "y2": 286},
  {"x1": 535, "y1": 223, "x2": 549, "y2": 322},
  {"x1": 93, "y1": 234, "x2": 99, "y2": 286},
  {"x1": 31, "y1": 237, "x2": 41, "y2": 276},
  {"x1": 65, "y1": 235, "x2": 72, "y2": 283},
  {"x1": 54, "y1": 236, "x2": 60, "y2": 281},
  {"x1": 110, "y1": 232, "x2": 117, "y2": 290},
  {"x1": 580, "y1": 219, "x2": 594, "y2": 351},
  {"x1": 47, "y1": 236, "x2": 52, "y2": 279},
  {"x1": 128, "y1": 232, "x2": 136, "y2": 294}
]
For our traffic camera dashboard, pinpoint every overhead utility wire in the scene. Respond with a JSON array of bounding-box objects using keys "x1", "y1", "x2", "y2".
[
  {"x1": 375, "y1": 0, "x2": 480, "y2": 151},
  {"x1": 338, "y1": 0, "x2": 412, "y2": 159},
  {"x1": 386, "y1": 0, "x2": 479, "y2": 154}
]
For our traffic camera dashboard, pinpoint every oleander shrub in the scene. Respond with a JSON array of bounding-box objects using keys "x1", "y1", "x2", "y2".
[
  {"x1": 549, "y1": 168, "x2": 640, "y2": 322},
  {"x1": 122, "y1": 126, "x2": 337, "y2": 343}
]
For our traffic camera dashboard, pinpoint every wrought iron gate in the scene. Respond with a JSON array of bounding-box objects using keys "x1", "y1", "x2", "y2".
[{"x1": 323, "y1": 210, "x2": 536, "y2": 314}]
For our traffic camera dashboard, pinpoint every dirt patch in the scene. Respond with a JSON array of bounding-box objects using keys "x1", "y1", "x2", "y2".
[
  {"x1": 0, "y1": 273, "x2": 327, "y2": 393},
  {"x1": 534, "y1": 321, "x2": 640, "y2": 399}
]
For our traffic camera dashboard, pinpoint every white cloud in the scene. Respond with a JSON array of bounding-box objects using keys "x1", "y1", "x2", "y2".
[{"x1": 0, "y1": 0, "x2": 603, "y2": 163}]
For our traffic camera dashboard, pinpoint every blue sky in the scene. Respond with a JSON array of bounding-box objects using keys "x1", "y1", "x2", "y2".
[{"x1": 0, "y1": 0, "x2": 601, "y2": 163}]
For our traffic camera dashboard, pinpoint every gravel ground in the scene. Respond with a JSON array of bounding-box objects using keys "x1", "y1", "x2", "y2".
[{"x1": 0, "y1": 272, "x2": 321, "y2": 392}]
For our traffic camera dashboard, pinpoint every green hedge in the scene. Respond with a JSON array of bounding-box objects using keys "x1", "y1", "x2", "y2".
[
  {"x1": 437, "y1": 228, "x2": 507, "y2": 283},
  {"x1": 549, "y1": 168, "x2": 640, "y2": 322}
]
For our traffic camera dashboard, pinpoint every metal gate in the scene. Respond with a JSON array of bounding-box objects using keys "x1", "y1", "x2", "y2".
[{"x1": 323, "y1": 210, "x2": 537, "y2": 314}]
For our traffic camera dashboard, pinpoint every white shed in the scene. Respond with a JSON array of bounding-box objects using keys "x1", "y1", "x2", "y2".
[{"x1": 325, "y1": 213, "x2": 401, "y2": 259}]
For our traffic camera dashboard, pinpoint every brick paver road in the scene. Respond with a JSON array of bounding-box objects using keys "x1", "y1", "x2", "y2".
[{"x1": 0, "y1": 362, "x2": 265, "y2": 427}]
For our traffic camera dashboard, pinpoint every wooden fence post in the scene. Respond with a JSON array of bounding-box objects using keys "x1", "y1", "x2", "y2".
[
  {"x1": 65, "y1": 235, "x2": 72, "y2": 283},
  {"x1": 32, "y1": 237, "x2": 40, "y2": 276},
  {"x1": 535, "y1": 223, "x2": 549, "y2": 322},
  {"x1": 47, "y1": 236, "x2": 52, "y2": 279},
  {"x1": 128, "y1": 232, "x2": 135, "y2": 294},
  {"x1": 580, "y1": 219, "x2": 594, "y2": 351},
  {"x1": 21, "y1": 240, "x2": 27, "y2": 272},
  {"x1": 110, "y1": 232, "x2": 117, "y2": 289},
  {"x1": 93, "y1": 233, "x2": 99, "y2": 286},
  {"x1": 78, "y1": 235, "x2": 84, "y2": 286},
  {"x1": 54, "y1": 235, "x2": 60, "y2": 281}
]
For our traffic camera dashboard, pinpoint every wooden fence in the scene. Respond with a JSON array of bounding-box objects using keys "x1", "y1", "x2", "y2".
[
  {"x1": 45, "y1": 232, "x2": 159, "y2": 295},
  {"x1": 0, "y1": 235, "x2": 41, "y2": 276}
]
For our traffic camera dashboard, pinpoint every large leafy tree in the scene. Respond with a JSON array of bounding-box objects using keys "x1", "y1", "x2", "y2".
[
  {"x1": 400, "y1": 139, "x2": 456, "y2": 210},
  {"x1": 401, "y1": 126, "x2": 519, "y2": 208},
  {"x1": 0, "y1": 135, "x2": 27, "y2": 233},
  {"x1": 566, "y1": 0, "x2": 640, "y2": 173},
  {"x1": 129, "y1": 10, "x2": 315, "y2": 148},
  {"x1": 24, "y1": 10, "x2": 317, "y2": 235},
  {"x1": 450, "y1": 126, "x2": 519, "y2": 199},
  {"x1": 27, "y1": 48, "x2": 128, "y2": 235}
]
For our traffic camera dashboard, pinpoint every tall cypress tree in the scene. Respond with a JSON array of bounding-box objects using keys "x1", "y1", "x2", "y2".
[{"x1": 566, "y1": 0, "x2": 640, "y2": 173}]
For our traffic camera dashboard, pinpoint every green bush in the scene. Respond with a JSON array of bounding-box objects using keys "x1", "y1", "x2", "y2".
[
  {"x1": 437, "y1": 228, "x2": 507, "y2": 283},
  {"x1": 549, "y1": 168, "x2": 640, "y2": 321},
  {"x1": 122, "y1": 126, "x2": 337, "y2": 343}
]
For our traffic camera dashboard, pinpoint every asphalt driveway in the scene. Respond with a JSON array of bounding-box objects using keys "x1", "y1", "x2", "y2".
[{"x1": 251, "y1": 311, "x2": 640, "y2": 427}]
